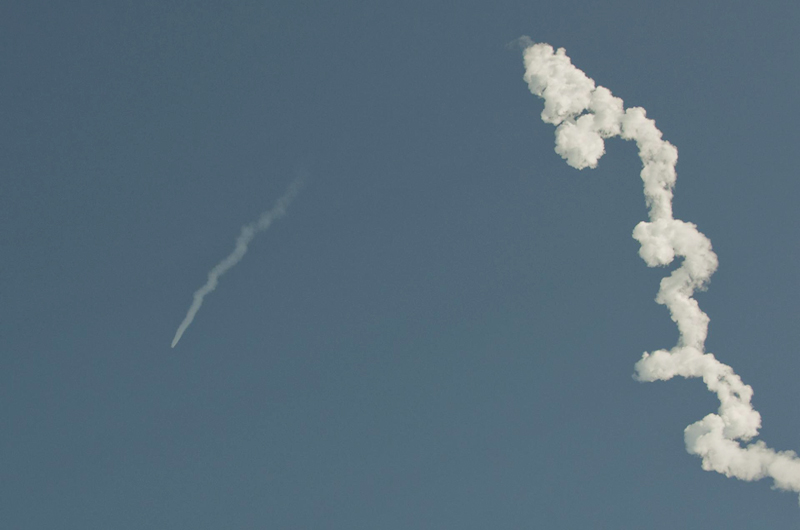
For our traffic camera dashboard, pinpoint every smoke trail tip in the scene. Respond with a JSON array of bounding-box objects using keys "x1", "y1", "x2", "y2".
[
  {"x1": 288, "y1": 172, "x2": 309, "y2": 197},
  {"x1": 507, "y1": 35, "x2": 535, "y2": 51}
]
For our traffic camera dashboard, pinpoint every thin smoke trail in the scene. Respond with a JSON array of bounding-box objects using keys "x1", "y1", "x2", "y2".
[
  {"x1": 520, "y1": 40, "x2": 800, "y2": 499},
  {"x1": 171, "y1": 177, "x2": 305, "y2": 348}
]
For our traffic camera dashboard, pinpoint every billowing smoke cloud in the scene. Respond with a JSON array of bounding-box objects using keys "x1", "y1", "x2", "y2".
[
  {"x1": 521, "y1": 41, "x2": 800, "y2": 497},
  {"x1": 171, "y1": 177, "x2": 305, "y2": 348}
]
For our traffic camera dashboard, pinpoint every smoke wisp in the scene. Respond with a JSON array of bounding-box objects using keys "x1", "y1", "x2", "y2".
[
  {"x1": 171, "y1": 177, "x2": 305, "y2": 348},
  {"x1": 521, "y1": 41, "x2": 800, "y2": 497}
]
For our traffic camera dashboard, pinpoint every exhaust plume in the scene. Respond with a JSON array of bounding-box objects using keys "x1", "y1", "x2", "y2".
[
  {"x1": 521, "y1": 41, "x2": 800, "y2": 498},
  {"x1": 171, "y1": 177, "x2": 305, "y2": 348}
]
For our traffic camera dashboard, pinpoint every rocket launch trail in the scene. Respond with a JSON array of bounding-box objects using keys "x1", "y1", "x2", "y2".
[
  {"x1": 520, "y1": 40, "x2": 800, "y2": 500},
  {"x1": 171, "y1": 177, "x2": 304, "y2": 348}
]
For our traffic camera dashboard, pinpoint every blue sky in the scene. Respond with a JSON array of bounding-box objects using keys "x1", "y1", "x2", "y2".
[{"x1": 3, "y1": 1, "x2": 800, "y2": 527}]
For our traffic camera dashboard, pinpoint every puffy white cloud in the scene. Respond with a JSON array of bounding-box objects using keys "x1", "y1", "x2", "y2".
[{"x1": 521, "y1": 40, "x2": 800, "y2": 500}]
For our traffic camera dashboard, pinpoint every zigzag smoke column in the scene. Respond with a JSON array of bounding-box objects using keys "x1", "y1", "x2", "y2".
[{"x1": 521, "y1": 41, "x2": 800, "y2": 498}]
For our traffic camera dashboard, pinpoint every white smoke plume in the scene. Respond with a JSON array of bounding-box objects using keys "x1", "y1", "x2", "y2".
[
  {"x1": 171, "y1": 176, "x2": 305, "y2": 348},
  {"x1": 521, "y1": 41, "x2": 800, "y2": 498}
]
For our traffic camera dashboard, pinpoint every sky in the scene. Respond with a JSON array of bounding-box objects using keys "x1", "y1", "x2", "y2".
[{"x1": 2, "y1": 1, "x2": 800, "y2": 528}]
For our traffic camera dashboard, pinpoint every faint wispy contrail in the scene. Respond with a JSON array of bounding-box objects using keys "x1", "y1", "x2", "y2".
[
  {"x1": 171, "y1": 177, "x2": 305, "y2": 348},
  {"x1": 520, "y1": 40, "x2": 800, "y2": 500}
]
